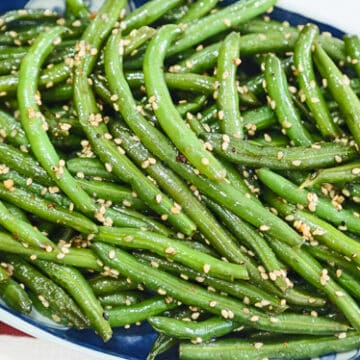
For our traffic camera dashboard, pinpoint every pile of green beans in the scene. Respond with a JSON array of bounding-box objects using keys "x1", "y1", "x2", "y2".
[{"x1": 0, "y1": 0, "x2": 359, "y2": 359}]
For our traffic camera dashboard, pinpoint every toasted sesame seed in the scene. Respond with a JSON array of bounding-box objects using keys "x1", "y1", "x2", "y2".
[
  {"x1": 203, "y1": 264, "x2": 211, "y2": 274},
  {"x1": 165, "y1": 247, "x2": 177, "y2": 255},
  {"x1": 335, "y1": 291, "x2": 344, "y2": 297},
  {"x1": 250, "y1": 315, "x2": 260, "y2": 322},
  {"x1": 254, "y1": 342, "x2": 264, "y2": 349},
  {"x1": 209, "y1": 300, "x2": 217, "y2": 308},
  {"x1": 157, "y1": 288, "x2": 166, "y2": 295},
  {"x1": 292, "y1": 160, "x2": 302, "y2": 167},
  {"x1": 259, "y1": 224, "x2": 270, "y2": 232},
  {"x1": 108, "y1": 250, "x2": 116, "y2": 259}
]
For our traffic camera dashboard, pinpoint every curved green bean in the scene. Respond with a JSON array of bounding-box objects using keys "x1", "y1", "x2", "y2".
[{"x1": 143, "y1": 24, "x2": 226, "y2": 182}]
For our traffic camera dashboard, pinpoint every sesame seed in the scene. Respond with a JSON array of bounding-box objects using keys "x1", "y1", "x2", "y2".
[
  {"x1": 203, "y1": 264, "x2": 211, "y2": 274},
  {"x1": 165, "y1": 247, "x2": 176, "y2": 255},
  {"x1": 254, "y1": 342, "x2": 264, "y2": 349},
  {"x1": 201, "y1": 157, "x2": 210, "y2": 166},
  {"x1": 157, "y1": 288, "x2": 166, "y2": 295},
  {"x1": 250, "y1": 315, "x2": 260, "y2": 322},
  {"x1": 259, "y1": 224, "x2": 270, "y2": 232},
  {"x1": 108, "y1": 250, "x2": 116, "y2": 259},
  {"x1": 352, "y1": 168, "x2": 360, "y2": 175},
  {"x1": 209, "y1": 300, "x2": 217, "y2": 308},
  {"x1": 292, "y1": 160, "x2": 302, "y2": 167},
  {"x1": 335, "y1": 291, "x2": 344, "y2": 297}
]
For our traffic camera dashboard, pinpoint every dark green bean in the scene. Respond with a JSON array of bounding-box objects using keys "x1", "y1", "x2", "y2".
[
  {"x1": 93, "y1": 243, "x2": 349, "y2": 335},
  {"x1": 202, "y1": 133, "x2": 357, "y2": 170},
  {"x1": 134, "y1": 252, "x2": 285, "y2": 311},
  {"x1": 98, "y1": 291, "x2": 145, "y2": 307},
  {"x1": 34, "y1": 259, "x2": 112, "y2": 341},
  {"x1": 65, "y1": 0, "x2": 90, "y2": 19},
  {"x1": 301, "y1": 161, "x2": 360, "y2": 188},
  {"x1": 0, "y1": 266, "x2": 32, "y2": 314},
  {"x1": 2, "y1": 254, "x2": 88, "y2": 329}
]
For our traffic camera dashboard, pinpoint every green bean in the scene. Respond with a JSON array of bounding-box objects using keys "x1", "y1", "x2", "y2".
[
  {"x1": 149, "y1": 316, "x2": 240, "y2": 341},
  {"x1": 0, "y1": 231, "x2": 100, "y2": 270},
  {"x1": 204, "y1": 197, "x2": 290, "y2": 294},
  {"x1": 264, "y1": 189, "x2": 360, "y2": 267},
  {"x1": 0, "y1": 266, "x2": 32, "y2": 314},
  {"x1": 0, "y1": 181, "x2": 97, "y2": 234},
  {"x1": 134, "y1": 252, "x2": 285, "y2": 311},
  {"x1": 216, "y1": 32, "x2": 243, "y2": 138},
  {"x1": 167, "y1": 0, "x2": 276, "y2": 56},
  {"x1": 28, "y1": 291, "x2": 68, "y2": 326},
  {"x1": 143, "y1": 24, "x2": 226, "y2": 182},
  {"x1": 3, "y1": 201, "x2": 29, "y2": 223},
  {"x1": 314, "y1": 42, "x2": 360, "y2": 147},
  {"x1": 344, "y1": 35, "x2": 360, "y2": 78},
  {"x1": 2, "y1": 254, "x2": 88, "y2": 329},
  {"x1": 264, "y1": 54, "x2": 313, "y2": 146},
  {"x1": 0, "y1": 9, "x2": 59, "y2": 26},
  {"x1": 106, "y1": 296, "x2": 177, "y2": 328},
  {"x1": 257, "y1": 168, "x2": 360, "y2": 235},
  {"x1": 199, "y1": 104, "x2": 277, "y2": 135},
  {"x1": 76, "y1": 178, "x2": 147, "y2": 211},
  {"x1": 0, "y1": 57, "x2": 22, "y2": 75},
  {"x1": 67, "y1": 157, "x2": 119, "y2": 181},
  {"x1": 0, "y1": 110, "x2": 27, "y2": 147},
  {"x1": 0, "y1": 200, "x2": 57, "y2": 251},
  {"x1": 172, "y1": 31, "x2": 297, "y2": 75},
  {"x1": 179, "y1": 0, "x2": 219, "y2": 24},
  {"x1": 109, "y1": 121, "x2": 247, "y2": 257},
  {"x1": 301, "y1": 161, "x2": 360, "y2": 188},
  {"x1": 123, "y1": 26, "x2": 156, "y2": 55},
  {"x1": 238, "y1": 18, "x2": 346, "y2": 62},
  {"x1": 147, "y1": 334, "x2": 177, "y2": 360},
  {"x1": 41, "y1": 83, "x2": 73, "y2": 103},
  {"x1": 74, "y1": 1, "x2": 195, "y2": 235},
  {"x1": 96, "y1": 226, "x2": 249, "y2": 281},
  {"x1": 93, "y1": 243, "x2": 349, "y2": 335},
  {"x1": 98, "y1": 291, "x2": 145, "y2": 307},
  {"x1": 269, "y1": 236, "x2": 360, "y2": 331},
  {"x1": 34, "y1": 259, "x2": 112, "y2": 341},
  {"x1": 176, "y1": 95, "x2": 208, "y2": 117},
  {"x1": 202, "y1": 133, "x2": 357, "y2": 170},
  {"x1": 65, "y1": 0, "x2": 90, "y2": 19},
  {"x1": 0, "y1": 142, "x2": 52, "y2": 186},
  {"x1": 0, "y1": 61, "x2": 71, "y2": 96},
  {"x1": 88, "y1": 275, "x2": 139, "y2": 296},
  {"x1": 294, "y1": 24, "x2": 340, "y2": 138},
  {"x1": 17, "y1": 27, "x2": 100, "y2": 217},
  {"x1": 346, "y1": 183, "x2": 360, "y2": 203},
  {"x1": 126, "y1": 71, "x2": 216, "y2": 95},
  {"x1": 147, "y1": 308, "x2": 191, "y2": 360},
  {"x1": 123, "y1": 0, "x2": 184, "y2": 32},
  {"x1": 179, "y1": 332, "x2": 360, "y2": 360}
]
